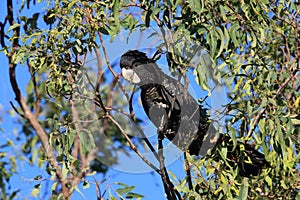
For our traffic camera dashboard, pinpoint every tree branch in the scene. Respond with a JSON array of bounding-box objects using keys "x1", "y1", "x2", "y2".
[
  {"x1": 7, "y1": 0, "x2": 19, "y2": 48},
  {"x1": 158, "y1": 134, "x2": 182, "y2": 200},
  {"x1": 0, "y1": 22, "x2": 6, "y2": 48}
]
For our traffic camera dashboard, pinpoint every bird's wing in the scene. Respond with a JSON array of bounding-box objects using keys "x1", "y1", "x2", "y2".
[
  {"x1": 142, "y1": 75, "x2": 204, "y2": 152},
  {"x1": 141, "y1": 84, "x2": 181, "y2": 139}
]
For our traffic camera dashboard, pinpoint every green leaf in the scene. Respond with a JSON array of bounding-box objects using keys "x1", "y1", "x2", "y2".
[
  {"x1": 259, "y1": 28, "x2": 265, "y2": 43},
  {"x1": 250, "y1": 31, "x2": 257, "y2": 48},
  {"x1": 208, "y1": 30, "x2": 217, "y2": 58},
  {"x1": 194, "y1": 69, "x2": 209, "y2": 92},
  {"x1": 223, "y1": 26, "x2": 230, "y2": 51},
  {"x1": 215, "y1": 27, "x2": 225, "y2": 58},
  {"x1": 115, "y1": 182, "x2": 129, "y2": 187},
  {"x1": 79, "y1": 130, "x2": 96, "y2": 154},
  {"x1": 113, "y1": 0, "x2": 121, "y2": 28},
  {"x1": 67, "y1": 0, "x2": 77, "y2": 10},
  {"x1": 238, "y1": 178, "x2": 249, "y2": 200},
  {"x1": 265, "y1": 176, "x2": 272, "y2": 187},
  {"x1": 99, "y1": 26, "x2": 109, "y2": 35},
  {"x1": 7, "y1": 23, "x2": 20, "y2": 33},
  {"x1": 9, "y1": 189, "x2": 20, "y2": 199},
  {"x1": 219, "y1": 5, "x2": 227, "y2": 21},
  {"x1": 145, "y1": 8, "x2": 152, "y2": 27},
  {"x1": 51, "y1": 182, "x2": 58, "y2": 193},
  {"x1": 229, "y1": 22, "x2": 240, "y2": 48},
  {"x1": 61, "y1": 162, "x2": 68, "y2": 179},
  {"x1": 171, "y1": 0, "x2": 180, "y2": 10},
  {"x1": 280, "y1": 180, "x2": 288, "y2": 189},
  {"x1": 83, "y1": 180, "x2": 90, "y2": 189},
  {"x1": 126, "y1": 192, "x2": 144, "y2": 199},
  {"x1": 75, "y1": 186, "x2": 87, "y2": 200},
  {"x1": 291, "y1": 118, "x2": 300, "y2": 125},
  {"x1": 189, "y1": 0, "x2": 202, "y2": 13},
  {"x1": 116, "y1": 186, "x2": 135, "y2": 195},
  {"x1": 194, "y1": 49, "x2": 214, "y2": 92},
  {"x1": 31, "y1": 184, "x2": 41, "y2": 198},
  {"x1": 13, "y1": 51, "x2": 26, "y2": 64}
]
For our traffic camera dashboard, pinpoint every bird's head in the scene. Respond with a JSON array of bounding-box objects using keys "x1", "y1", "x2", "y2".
[{"x1": 120, "y1": 50, "x2": 164, "y2": 85}]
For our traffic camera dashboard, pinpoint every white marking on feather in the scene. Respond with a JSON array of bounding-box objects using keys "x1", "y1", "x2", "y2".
[
  {"x1": 122, "y1": 68, "x2": 141, "y2": 84},
  {"x1": 159, "y1": 114, "x2": 165, "y2": 130},
  {"x1": 156, "y1": 102, "x2": 168, "y2": 108}
]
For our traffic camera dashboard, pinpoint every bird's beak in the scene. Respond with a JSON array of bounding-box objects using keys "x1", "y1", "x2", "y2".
[{"x1": 121, "y1": 68, "x2": 141, "y2": 84}]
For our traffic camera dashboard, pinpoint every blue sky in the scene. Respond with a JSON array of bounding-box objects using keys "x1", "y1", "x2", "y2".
[{"x1": 0, "y1": 1, "x2": 229, "y2": 199}]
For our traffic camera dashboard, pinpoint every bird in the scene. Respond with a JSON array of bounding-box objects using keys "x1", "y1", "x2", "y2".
[{"x1": 120, "y1": 50, "x2": 270, "y2": 177}]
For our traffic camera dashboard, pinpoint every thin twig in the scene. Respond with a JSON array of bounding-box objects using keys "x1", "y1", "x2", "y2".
[
  {"x1": 94, "y1": 47, "x2": 104, "y2": 93},
  {"x1": 98, "y1": 32, "x2": 118, "y2": 78},
  {"x1": 107, "y1": 114, "x2": 161, "y2": 174},
  {"x1": 93, "y1": 176, "x2": 102, "y2": 200},
  {"x1": 97, "y1": 30, "x2": 131, "y2": 103},
  {"x1": 9, "y1": 101, "x2": 24, "y2": 118}
]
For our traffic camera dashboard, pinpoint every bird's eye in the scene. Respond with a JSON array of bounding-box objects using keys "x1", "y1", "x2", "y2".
[{"x1": 133, "y1": 63, "x2": 138, "y2": 68}]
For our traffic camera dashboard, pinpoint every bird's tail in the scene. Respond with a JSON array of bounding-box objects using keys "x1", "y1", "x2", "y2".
[{"x1": 212, "y1": 134, "x2": 270, "y2": 177}]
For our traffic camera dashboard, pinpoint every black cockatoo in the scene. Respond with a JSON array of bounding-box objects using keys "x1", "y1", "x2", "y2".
[{"x1": 120, "y1": 50, "x2": 270, "y2": 177}]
